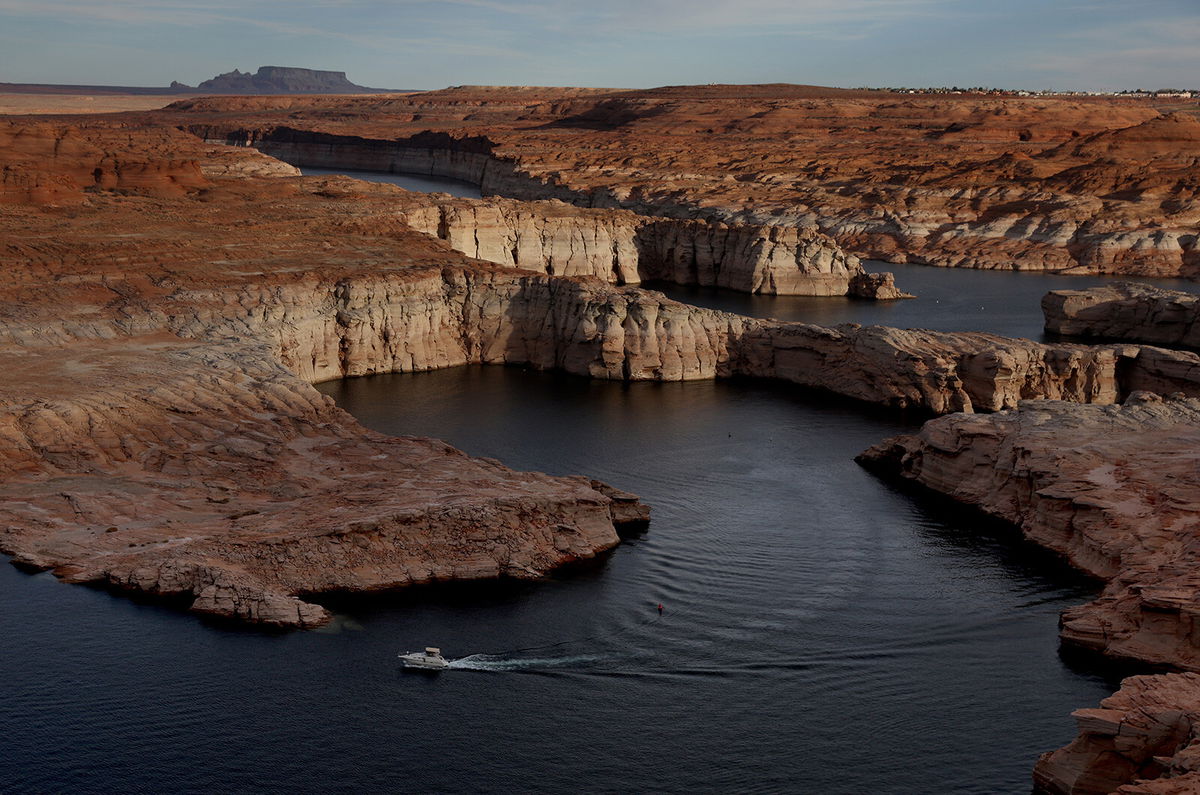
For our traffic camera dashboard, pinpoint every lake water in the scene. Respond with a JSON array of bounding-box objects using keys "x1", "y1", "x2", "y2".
[
  {"x1": 300, "y1": 166, "x2": 483, "y2": 198},
  {"x1": 1, "y1": 365, "x2": 1121, "y2": 794},
  {"x1": 653, "y1": 264, "x2": 1198, "y2": 341},
  {"x1": 2, "y1": 167, "x2": 1176, "y2": 793}
]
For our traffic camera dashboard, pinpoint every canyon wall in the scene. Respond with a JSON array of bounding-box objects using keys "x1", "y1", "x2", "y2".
[
  {"x1": 1044, "y1": 282, "x2": 1200, "y2": 349},
  {"x1": 394, "y1": 196, "x2": 904, "y2": 297},
  {"x1": 858, "y1": 393, "x2": 1200, "y2": 671},
  {"x1": 1033, "y1": 673, "x2": 1200, "y2": 795},
  {"x1": 857, "y1": 393, "x2": 1200, "y2": 795},
  {"x1": 169, "y1": 91, "x2": 1200, "y2": 279},
  {"x1": 167, "y1": 266, "x2": 1200, "y2": 414},
  {"x1": 194, "y1": 126, "x2": 905, "y2": 298}
]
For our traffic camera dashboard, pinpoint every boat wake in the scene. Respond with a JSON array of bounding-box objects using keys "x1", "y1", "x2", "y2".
[{"x1": 448, "y1": 653, "x2": 601, "y2": 672}]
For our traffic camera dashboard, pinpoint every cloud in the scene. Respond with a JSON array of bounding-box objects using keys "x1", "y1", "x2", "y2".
[
  {"x1": 1026, "y1": 15, "x2": 1200, "y2": 89},
  {"x1": 0, "y1": 0, "x2": 950, "y2": 34}
]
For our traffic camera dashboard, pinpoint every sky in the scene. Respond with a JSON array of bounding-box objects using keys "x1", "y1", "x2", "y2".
[{"x1": 0, "y1": 0, "x2": 1196, "y2": 92}]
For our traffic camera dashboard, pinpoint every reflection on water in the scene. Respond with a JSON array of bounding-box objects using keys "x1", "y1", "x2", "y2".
[
  {"x1": 0, "y1": 367, "x2": 1122, "y2": 793},
  {"x1": 300, "y1": 166, "x2": 483, "y2": 199},
  {"x1": 652, "y1": 262, "x2": 1198, "y2": 340}
]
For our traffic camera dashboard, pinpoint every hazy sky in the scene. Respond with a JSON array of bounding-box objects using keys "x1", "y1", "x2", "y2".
[{"x1": 0, "y1": 0, "x2": 1196, "y2": 91}]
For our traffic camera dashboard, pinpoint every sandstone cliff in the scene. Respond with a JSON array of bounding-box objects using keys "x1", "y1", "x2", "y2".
[
  {"x1": 1044, "y1": 282, "x2": 1200, "y2": 349},
  {"x1": 195, "y1": 127, "x2": 903, "y2": 298},
  {"x1": 1033, "y1": 674, "x2": 1200, "y2": 794},
  {"x1": 858, "y1": 393, "x2": 1200, "y2": 672},
  {"x1": 393, "y1": 193, "x2": 907, "y2": 297},
  {"x1": 6, "y1": 112, "x2": 1200, "y2": 790},
  {"x1": 857, "y1": 391, "x2": 1200, "y2": 791},
  {"x1": 164, "y1": 88, "x2": 1200, "y2": 279}
]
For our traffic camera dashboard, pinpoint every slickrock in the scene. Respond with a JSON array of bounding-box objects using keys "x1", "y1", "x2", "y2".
[
  {"x1": 5, "y1": 97, "x2": 1200, "y2": 788},
  {"x1": 1044, "y1": 283, "x2": 1200, "y2": 349},
  {"x1": 0, "y1": 337, "x2": 638, "y2": 627},
  {"x1": 1033, "y1": 674, "x2": 1200, "y2": 794},
  {"x1": 7, "y1": 117, "x2": 1198, "y2": 628},
  {"x1": 167, "y1": 86, "x2": 1200, "y2": 278}
]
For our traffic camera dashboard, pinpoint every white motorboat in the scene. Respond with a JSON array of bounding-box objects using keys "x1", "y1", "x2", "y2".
[{"x1": 399, "y1": 647, "x2": 450, "y2": 671}]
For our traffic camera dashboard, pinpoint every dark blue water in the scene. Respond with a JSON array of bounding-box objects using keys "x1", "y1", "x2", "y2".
[
  {"x1": 1, "y1": 166, "x2": 1158, "y2": 792},
  {"x1": 653, "y1": 263, "x2": 1198, "y2": 341},
  {"x1": 2, "y1": 366, "x2": 1120, "y2": 793},
  {"x1": 299, "y1": 166, "x2": 482, "y2": 198}
]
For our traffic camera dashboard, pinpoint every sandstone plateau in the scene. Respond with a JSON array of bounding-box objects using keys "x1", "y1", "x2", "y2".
[
  {"x1": 160, "y1": 84, "x2": 1200, "y2": 279},
  {"x1": 3, "y1": 86, "x2": 1200, "y2": 792},
  {"x1": 1045, "y1": 282, "x2": 1200, "y2": 349}
]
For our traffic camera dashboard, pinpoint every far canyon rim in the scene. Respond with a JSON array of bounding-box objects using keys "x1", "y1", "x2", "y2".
[{"x1": 2, "y1": 83, "x2": 1200, "y2": 792}]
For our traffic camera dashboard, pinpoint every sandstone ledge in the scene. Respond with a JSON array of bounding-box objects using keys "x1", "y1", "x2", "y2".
[
  {"x1": 4, "y1": 119, "x2": 1200, "y2": 632},
  {"x1": 858, "y1": 394, "x2": 1200, "y2": 791},
  {"x1": 1033, "y1": 673, "x2": 1200, "y2": 795},
  {"x1": 857, "y1": 393, "x2": 1200, "y2": 670},
  {"x1": 1044, "y1": 283, "x2": 1200, "y2": 349}
]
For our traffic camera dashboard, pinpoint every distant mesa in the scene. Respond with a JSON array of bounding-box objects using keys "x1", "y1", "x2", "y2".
[
  {"x1": 172, "y1": 66, "x2": 403, "y2": 95},
  {"x1": 0, "y1": 66, "x2": 411, "y2": 96}
]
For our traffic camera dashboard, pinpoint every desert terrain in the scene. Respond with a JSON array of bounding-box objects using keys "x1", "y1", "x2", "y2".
[{"x1": 2, "y1": 84, "x2": 1200, "y2": 792}]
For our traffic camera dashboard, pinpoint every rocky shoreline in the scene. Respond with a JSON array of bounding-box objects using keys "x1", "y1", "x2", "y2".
[
  {"x1": 1044, "y1": 282, "x2": 1200, "y2": 349},
  {"x1": 4, "y1": 93, "x2": 1200, "y2": 791}
]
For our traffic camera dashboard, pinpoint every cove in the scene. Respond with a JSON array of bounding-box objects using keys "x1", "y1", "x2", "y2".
[
  {"x1": 310, "y1": 366, "x2": 1118, "y2": 793},
  {"x1": 299, "y1": 165, "x2": 483, "y2": 198},
  {"x1": 653, "y1": 263, "x2": 1198, "y2": 340}
]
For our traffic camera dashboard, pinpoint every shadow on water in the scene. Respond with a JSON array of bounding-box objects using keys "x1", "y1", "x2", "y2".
[
  {"x1": 305, "y1": 547, "x2": 620, "y2": 621},
  {"x1": 647, "y1": 261, "x2": 1199, "y2": 341},
  {"x1": 866, "y1": 474, "x2": 1103, "y2": 597}
]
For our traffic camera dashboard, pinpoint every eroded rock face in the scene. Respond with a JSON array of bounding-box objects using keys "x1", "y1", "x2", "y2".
[
  {"x1": 394, "y1": 195, "x2": 894, "y2": 296},
  {"x1": 0, "y1": 336, "x2": 639, "y2": 628},
  {"x1": 1033, "y1": 674, "x2": 1200, "y2": 794},
  {"x1": 1044, "y1": 283, "x2": 1200, "y2": 349},
  {"x1": 169, "y1": 88, "x2": 1200, "y2": 279},
  {"x1": 858, "y1": 393, "x2": 1200, "y2": 670},
  {"x1": 858, "y1": 393, "x2": 1200, "y2": 791}
]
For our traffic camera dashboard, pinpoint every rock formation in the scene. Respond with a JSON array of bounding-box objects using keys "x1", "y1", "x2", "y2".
[
  {"x1": 393, "y1": 192, "x2": 907, "y2": 297},
  {"x1": 5, "y1": 98, "x2": 1200, "y2": 790},
  {"x1": 162, "y1": 86, "x2": 1200, "y2": 279},
  {"x1": 7, "y1": 117, "x2": 1198, "y2": 630},
  {"x1": 1044, "y1": 282, "x2": 1200, "y2": 349},
  {"x1": 182, "y1": 66, "x2": 396, "y2": 95},
  {"x1": 1033, "y1": 674, "x2": 1200, "y2": 794},
  {"x1": 859, "y1": 393, "x2": 1200, "y2": 790},
  {"x1": 858, "y1": 393, "x2": 1200, "y2": 671}
]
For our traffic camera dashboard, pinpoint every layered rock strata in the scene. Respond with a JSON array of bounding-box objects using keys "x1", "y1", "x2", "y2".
[
  {"x1": 6, "y1": 109, "x2": 1200, "y2": 788},
  {"x1": 0, "y1": 336, "x2": 644, "y2": 627},
  {"x1": 1044, "y1": 282, "x2": 1200, "y2": 349},
  {"x1": 395, "y1": 195, "x2": 908, "y2": 297},
  {"x1": 166, "y1": 88, "x2": 1200, "y2": 278},
  {"x1": 6, "y1": 128, "x2": 1197, "y2": 627},
  {"x1": 1033, "y1": 674, "x2": 1200, "y2": 794},
  {"x1": 202, "y1": 127, "x2": 904, "y2": 298},
  {"x1": 858, "y1": 393, "x2": 1200, "y2": 670},
  {"x1": 858, "y1": 393, "x2": 1200, "y2": 790}
]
